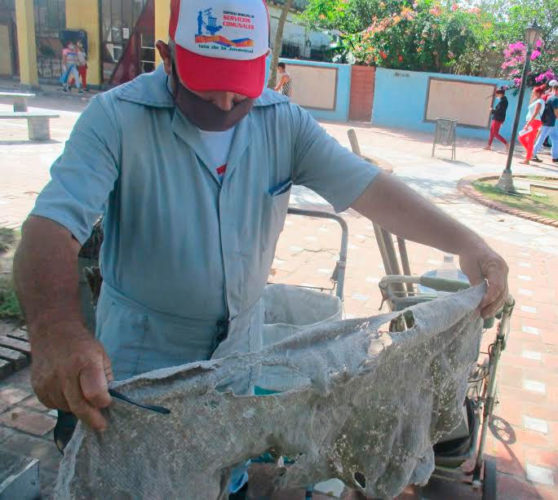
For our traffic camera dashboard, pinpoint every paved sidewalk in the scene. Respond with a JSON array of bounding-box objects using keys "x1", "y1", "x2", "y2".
[{"x1": 1, "y1": 94, "x2": 557, "y2": 498}]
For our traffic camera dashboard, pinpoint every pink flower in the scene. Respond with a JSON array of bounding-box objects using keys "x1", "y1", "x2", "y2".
[
  {"x1": 451, "y1": 3, "x2": 458, "y2": 10},
  {"x1": 530, "y1": 49, "x2": 541, "y2": 60}
]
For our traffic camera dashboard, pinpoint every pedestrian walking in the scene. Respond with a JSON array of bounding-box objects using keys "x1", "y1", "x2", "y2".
[
  {"x1": 519, "y1": 86, "x2": 545, "y2": 164},
  {"x1": 531, "y1": 80, "x2": 558, "y2": 163},
  {"x1": 274, "y1": 62, "x2": 292, "y2": 98},
  {"x1": 485, "y1": 87, "x2": 508, "y2": 150},
  {"x1": 76, "y1": 41, "x2": 88, "y2": 92},
  {"x1": 60, "y1": 41, "x2": 82, "y2": 93}
]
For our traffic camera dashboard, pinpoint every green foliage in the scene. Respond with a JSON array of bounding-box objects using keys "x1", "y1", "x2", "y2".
[
  {"x1": 473, "y1": 180, "x2": 558, "y2": 221},
  {"x1": 302, "y1": 0, "x2": 505, "y2": 74},
  {"x1": 0, "y1": 227, "x2": 16, "y2": 253},
  {"x1": 0, "y1": 276, "x2": 23, "y2": 321},
  {"x1": 486, "y1": 0, "x2": 558, "y2": 84},
  {"x1": 485, "y1": 0, "x2": 558, "y2": 47}
]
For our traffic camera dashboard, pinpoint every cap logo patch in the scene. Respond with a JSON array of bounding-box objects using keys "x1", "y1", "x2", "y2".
[{"x1": 194, "y1": 8, "x2": 255, "y2": 53}]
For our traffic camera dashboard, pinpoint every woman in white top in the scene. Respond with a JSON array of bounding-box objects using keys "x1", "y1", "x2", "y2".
[{"x1": 519, "y1": 86, "x2": 545, "y2": 164}]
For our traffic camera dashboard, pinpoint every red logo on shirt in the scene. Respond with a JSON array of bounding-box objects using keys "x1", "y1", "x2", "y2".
[{"x1": 216, "y1": 164, "x2": 227, "y2": 178}]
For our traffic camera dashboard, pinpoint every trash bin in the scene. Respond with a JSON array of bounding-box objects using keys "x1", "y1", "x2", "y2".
[{"x1": 256, "y1": 284, "x2": 343, "y2": 393}]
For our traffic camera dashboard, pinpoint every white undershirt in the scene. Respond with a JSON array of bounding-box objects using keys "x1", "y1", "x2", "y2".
[{"x1": 198, "y1": 127, "x2": 236, "y2": 182}]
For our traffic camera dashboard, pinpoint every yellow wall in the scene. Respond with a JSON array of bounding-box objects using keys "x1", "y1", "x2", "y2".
[
  {"x1": 154, "y1": 0, "x2": 170, "y2": 64},
  {"x1": 66, "y1": 0, "x2": 101, "y2": 86},
  {"x1": 0, "y1": 25, "x2": 13, "y2": 76},
  {"x1": 15, "y1": 0, "x2": 38, "y2": 87}
]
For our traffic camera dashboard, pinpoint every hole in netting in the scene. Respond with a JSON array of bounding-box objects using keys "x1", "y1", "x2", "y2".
[
  {"x1": 354, "y1": 471, "x2": 366, "y2": 489},
  {"x1": 388, "y1": 310, "x2": 415, "y2": 332}
]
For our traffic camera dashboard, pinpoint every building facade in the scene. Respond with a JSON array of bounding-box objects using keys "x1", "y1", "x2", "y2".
[
  {"x1": 1, "y1": 0, "x2": 160, "y2": 87},
  {"x1": 3, "y1": 0, "x2": 330, "y2": 89}
]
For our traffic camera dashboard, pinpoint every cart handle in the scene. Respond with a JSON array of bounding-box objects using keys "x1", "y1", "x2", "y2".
[{"x1": 287, "y1": 207, "x2": 348, "y2": 301}]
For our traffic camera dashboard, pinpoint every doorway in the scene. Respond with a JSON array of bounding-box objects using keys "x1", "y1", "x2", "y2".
[{"x1": 101, "y1": 0, "x2": 154, "y2": 86}]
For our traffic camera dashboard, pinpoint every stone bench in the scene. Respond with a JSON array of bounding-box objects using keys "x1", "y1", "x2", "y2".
[
  {"x1": 0, "y1": 91, "x2": 36, "y2": 112},
  {"x1": 0, "y1": 111, "x2": 60, "y2": 141}
]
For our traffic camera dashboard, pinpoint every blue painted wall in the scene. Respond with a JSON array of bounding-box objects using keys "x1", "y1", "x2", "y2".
[
  {"x1": 372, "y1": 67, "x2": 530, "y2": 140},
  {"x1": 281, "y1": 58, "x2": 352, "y2": 122}
]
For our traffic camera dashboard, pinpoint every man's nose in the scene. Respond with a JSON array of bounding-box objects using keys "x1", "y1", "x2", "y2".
[{"x1": 212, "y1": 92, "x2": 235, "y2": 111}]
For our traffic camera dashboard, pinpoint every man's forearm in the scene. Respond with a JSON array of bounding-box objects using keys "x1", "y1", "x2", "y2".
[
  {"x1": 351, "y1": 172, "x2": 484, "y2": 254},
  {"x1": 15, "y1": 216, "x2": 112, "y2": 430},
  {"x1": 14, "y1": 216, "x2": 84, "y2": 334}
]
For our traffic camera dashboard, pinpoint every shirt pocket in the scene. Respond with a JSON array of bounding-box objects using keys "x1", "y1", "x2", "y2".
[{"x1": 263, "y1": 182, "x2": 292, "y2": 251}]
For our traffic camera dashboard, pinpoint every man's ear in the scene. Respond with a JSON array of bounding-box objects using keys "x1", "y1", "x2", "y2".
[{"x1": 156, "y1": 40, "x2": 172, "y2": 75}]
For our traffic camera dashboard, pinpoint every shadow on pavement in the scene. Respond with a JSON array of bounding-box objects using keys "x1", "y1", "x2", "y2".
[
  {"x1": 0, "y1": 139, "x2": 60, "y2": 146},
  {"x1": 440, "y1": 159, "x2": 475, "y2": 168}
]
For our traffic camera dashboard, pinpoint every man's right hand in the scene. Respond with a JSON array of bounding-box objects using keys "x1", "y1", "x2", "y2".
[{"x1": 30, "y1": 320, "x2": 113, "y2": 431}]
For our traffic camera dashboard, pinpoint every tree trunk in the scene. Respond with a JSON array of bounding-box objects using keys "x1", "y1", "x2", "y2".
[{"x1": 268, "y1": 0, "x2": 294, "y2": 89}]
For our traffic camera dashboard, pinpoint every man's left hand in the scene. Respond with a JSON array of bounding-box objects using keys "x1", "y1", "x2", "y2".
[{"x1": 459, "y1": 244, "x2": 509, "y2": 319}]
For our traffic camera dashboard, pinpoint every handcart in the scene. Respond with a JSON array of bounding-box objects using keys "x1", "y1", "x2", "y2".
[
  {"x1": 345, "y1": 127, "x2": 512, "y2": 499},
  {"x1": 379, "y1": 274, "x2": 515, "y2": 500},
  {"x1": 277, "y1": 207, "x2": 349, "y2": 300}
]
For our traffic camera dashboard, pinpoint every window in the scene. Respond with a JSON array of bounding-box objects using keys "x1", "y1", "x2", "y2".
[{"x1": 34, "y1": 0, "x2": 66, "y2": 79}]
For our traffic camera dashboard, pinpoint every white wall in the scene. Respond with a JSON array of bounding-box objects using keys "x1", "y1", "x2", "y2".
[{"x1": 268, "y1": 5, "x2": 330, "y2": 57}]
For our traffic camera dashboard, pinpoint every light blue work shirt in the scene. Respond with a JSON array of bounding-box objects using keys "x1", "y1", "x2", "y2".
[{"x1": 32, "y1": 65, "x2": 379, "y2": 382}]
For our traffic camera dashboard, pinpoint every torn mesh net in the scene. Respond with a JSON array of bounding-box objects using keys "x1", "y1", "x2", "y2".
[{"x1": 55, "y1": 285, "x2": 484, "y2": 499}]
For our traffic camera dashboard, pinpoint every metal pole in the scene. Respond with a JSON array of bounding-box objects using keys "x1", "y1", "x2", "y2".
[
  {"x1": 504, "y1": 48, "x2": 532, "y2": 173},
  {"x1": 496, "y1": 47, "x2": 531, "y2": 192}
]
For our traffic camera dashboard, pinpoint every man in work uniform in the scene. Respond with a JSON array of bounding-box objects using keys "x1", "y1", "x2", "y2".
[{"x1": 15, "y1": 0, "x2": 508, "y2": 469}]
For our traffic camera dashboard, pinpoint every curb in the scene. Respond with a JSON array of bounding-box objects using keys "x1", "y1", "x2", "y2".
[{"x1": 457, "y1": 174, "x2": 558, "y2": 228}]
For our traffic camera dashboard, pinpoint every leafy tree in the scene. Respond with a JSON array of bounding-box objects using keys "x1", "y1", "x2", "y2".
[
  {"x1": 485, "y1": 0, "x2": 558, "y2": 47},
  {"x1": 302, "y1": 0, "x2": 503, "y2": 75},
  {"x1": 486, "y1": 0, "x2": 557, "y2": 86}
]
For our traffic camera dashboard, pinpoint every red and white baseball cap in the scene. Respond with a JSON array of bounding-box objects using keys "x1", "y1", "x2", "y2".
[{"x1": 169, "y1": 0, "x2": 269, "y2": 98}]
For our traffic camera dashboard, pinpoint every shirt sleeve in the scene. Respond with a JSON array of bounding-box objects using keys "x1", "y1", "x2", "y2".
[
  {"x1": 31, "y1": 95, "x2": 120, "y2": 245},
  {"x1": 291, "y1": 105, "x2": 381, "y2": 213}
]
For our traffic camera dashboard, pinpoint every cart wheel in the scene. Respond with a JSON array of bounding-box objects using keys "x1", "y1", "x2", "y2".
[{"x1": 482, "y1": 459, "x2": 497, "y2": 500}]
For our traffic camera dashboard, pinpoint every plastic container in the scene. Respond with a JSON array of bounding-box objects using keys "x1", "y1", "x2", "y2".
[{"x1": 418, "y1": 254, "x2": 469, "y2": 294}]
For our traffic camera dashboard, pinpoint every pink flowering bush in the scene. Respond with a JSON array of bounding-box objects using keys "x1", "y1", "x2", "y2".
[{"x1": 501, "y1": 39, "x2": 556, "y2": 88}]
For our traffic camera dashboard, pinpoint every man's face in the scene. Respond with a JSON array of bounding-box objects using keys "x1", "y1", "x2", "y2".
[
  {"x1": 157, "y1": 40, "x2": 250, "y2": 112},
  {"x1": 188, "y1": 89, "x2": 249, "y2": 112}
]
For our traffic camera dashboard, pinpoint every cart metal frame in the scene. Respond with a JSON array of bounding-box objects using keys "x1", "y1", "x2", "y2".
[{"x1": 379, "y1": 275, "x2": 515, "y2": 499}]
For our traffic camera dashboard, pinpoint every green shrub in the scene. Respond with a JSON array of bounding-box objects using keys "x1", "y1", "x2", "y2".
[
  {"x1": 0, "y1": 276, "x2": 23, "y2": 321},
  {"x1": 0, "y1": 227, "x2": 16, "y2": 253}
]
